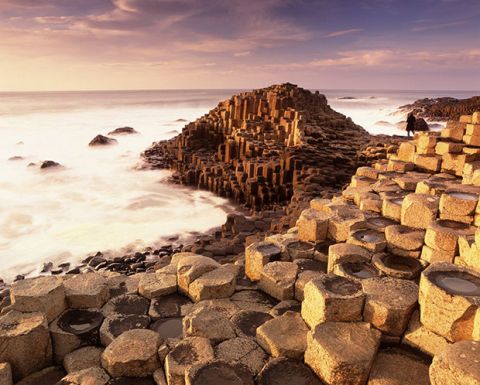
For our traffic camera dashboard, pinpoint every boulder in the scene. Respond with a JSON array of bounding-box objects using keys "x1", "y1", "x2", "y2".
[{"x1": 101, "y1": 329, "x2": 162, "y2": 377}]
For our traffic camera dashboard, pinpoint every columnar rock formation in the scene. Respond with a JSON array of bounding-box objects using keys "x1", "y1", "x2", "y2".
[
  {"x1": 143, "y1": 83, "x2": 372, "y2": 211},
  {"x1": 5, "y1": 98, "x2": 480, "y2": 385}
]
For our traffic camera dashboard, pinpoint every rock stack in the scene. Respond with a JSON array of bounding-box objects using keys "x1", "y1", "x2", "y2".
[{"x1": 143, "y1": 83, "x2": 372, "y2": 212}]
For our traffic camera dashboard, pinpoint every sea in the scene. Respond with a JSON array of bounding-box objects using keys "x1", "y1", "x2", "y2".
[{"x1": 0, "y1": 88, "x2": 478, "y2": 280}]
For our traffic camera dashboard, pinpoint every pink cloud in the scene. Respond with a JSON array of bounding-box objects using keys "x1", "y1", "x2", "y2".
[{"x1": 326, "y1": 28, "x2": 363, "y2": 37}]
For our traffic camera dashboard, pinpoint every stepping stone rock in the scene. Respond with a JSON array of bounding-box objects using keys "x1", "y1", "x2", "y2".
[
  {"x1": 64, "y1": 273, "x2": 109, "y2": 309},
  {"x1": 230, "y1": 290, "x2": 276, "y2": 313},
  {"x1": 256, "y1": 357, "x2": 323, "y2": 385},
  {"x1": 348, "y1": 229, "x2": 387, "y2": 253},
  {"x1": 188, "y1": 264, "x2": 237, "y2": 302},
  {"x1": 256, "y1": 311, "x2": 309, "y2": 359},
  {"x1": 371, "y1": 253, "x2": 423, "y2": 280},
  {"x1": 176, "y1": 255, "x2": 219, "y2": 295},
  {"x1": 231, "y1": 310, "x2": 273, "y2": 338},
  {"x1": 305, "y1": 322, "x2": 381, "y2": 385},
  {"x1": 327, "y1": 242, "x2": 371, "y2": 273},
  {"x1": 100, "y1": 315, "x2": 151, "y2": 346},
  {"x1": 368, "y1": 347, "x2": 430, "y2": 385},
  {"x1": 362, "y1": 277, "x2": 418, "y2": 336},
  {"x1": 58, "y1": 367, "x2": 110, "y2": 385},
  {"x1": 164, "y1": 337, "x2": 214, "y2": 385},
  {"x1": 245, "y1": 242, "x2": 282, "y2": 281},
  {"x1": 429, "y1": 340, "x2": 480, "y2": 385},
  {"x1": 138, "y1": 272, "x2": 177, "y2": 299},
  {"x1": 10, "y1": 276, "x2": 66, "y2": 322},
  {"x1": 258, "y1": 261, "x2": 298, "y2": 301},
  {"x1": 0, "y1": 310, "x2": 52, "y2": 381},
  {"x1": 0, "y1": 363, "x2": 12, "y2": 385},
  {"x1": 50, "y1": 309, "x2": 104, "y2": 363},
  {"x1": 182, "y1": 307, "x2": 235, "y2": 343},
  {"x1": 301, "y1": 274, "x2": 365, "y2": 328},
  {"x1": 215, "y1": 337, "x2": 267, "y2": 375},
  {"x1": 63, "y1": 346, "x2": 103, "y2": 373},
  {"x1": 102, "y1": 294, "x2": 150, "y2": 318},
  {"x1": 106, "y1": 274, "x2": 142, "y2": 298},
  {"x1": 101, "y1": 329, "x2": 162, "y2": 377}
]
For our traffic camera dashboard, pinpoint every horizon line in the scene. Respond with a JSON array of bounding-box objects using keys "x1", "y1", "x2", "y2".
[{"x1": 1, "y1": 87, "x2": 480, "y2": 94}]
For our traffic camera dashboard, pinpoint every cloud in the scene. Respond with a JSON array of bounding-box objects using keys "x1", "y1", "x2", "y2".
[
  {"x1": 410, "y1": 20, "x2": 467, "y2": 32},
  {"x1": 326, "y1": 28, "x2": 363, "y2": 37},
  {"x1": 234, "y1": 51, "x2": 251, "y2": 57}
]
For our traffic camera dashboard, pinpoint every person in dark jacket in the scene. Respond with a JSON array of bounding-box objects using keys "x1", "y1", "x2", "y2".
[{"x1": 406, "y1": 112, "x2": 416, "y2": 137}]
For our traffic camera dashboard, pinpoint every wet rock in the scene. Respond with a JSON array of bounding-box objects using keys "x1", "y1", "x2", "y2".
[
  {"x1": 40, "y1": 160, "x2": 62, "y2": 169},
  {"x1": 256, "y1": 357, "x2": 323, "y2": 385},
  {"x1": 148, "y1": 294, "x2": 192, "y2": 320},
  {"x1": 89, "y1": 135, "x2": 118, "y2": 146},
  {"x1": 101, "y1": 329, "x2": 162, "y2": 377},
  {"x1": 101, "y1": 294, "x2": 150, "y2": 318},
  {"x1": 63, "y1": 346, "x2": 103, "y2": 373},
  {"x1": 230, "y1": 310, "x2": 273, "y2": 338},
  {"x1": 50, "y1": 309, "x2": 104, "y2": 363},
  {"x1": 10, "y1": 275, "x2": 66, "y2": 322},
  {"x1": 0, "y1": 310, "x2": 52, "y2": 381},
  {"x1": 256, "y1": 311, "x2": 309, "y2": 359},
  {"x1": 100, "y1": 314, "x2": 151, "y2": 346}
]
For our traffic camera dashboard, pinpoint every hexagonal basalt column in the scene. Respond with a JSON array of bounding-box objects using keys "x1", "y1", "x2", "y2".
[
  {"x1": 401, "y1": 193, "x2": 439, "y2": 229},
  {"x1": 430, "y1": 341, "x2": 480, "y2": 385},
  {"x1": 327, "y1": 208, "x2": 366, "y2": 242},
  {"x1": 245, "y1": 241, "x2": 282, "y2": 281},
  {"x1": 188, "y1": 264, "x2": 238, "y2": 302},
  {"x1": 332, "y1": 261, "x2": 380, "y2": 282},
  {"x1": 10, "y1": 276, "x2": 66, "y2": 323},
  {"x1": 362, "y1": 277, "x2": 418, "y2": 336},
  {"x1": 176, "y1": 255, "x2": 220, "y2": 296},
  {"x1": 385, "y1": 225, "x2": 425, "y2": 252},
  {"x1": 64, "y1": 273, "x2": 109, "y2": 309},
  {"x1": 304, "y1": 322, "x2": 381, "y2": 385},
  {"x1": 419, "y1": 263, "x2": 480, "y2": 342},
  {"x1": 348, "y1": 229, "x2": 387, "y2": 253},
  {"x1": 258, "y1": 261, "x2": 298, "y2": 301},
  {"x1": 256, "y1": 357, "x2": 323, "y2": 385},
  {"x1": 423, "y1": 220, "x2": 475, "y2": 264},
  {"x1": 50, "y1": 309, "x2": 104, "y2": 363},
  {"x1": 0, "y1": 311, "x2": 52, "y2": 382},
  {"x1": 296, "y1": 208, "x2": 331, "y2": 242},
  {"x1": 440, "y1": 189, "x2": 479, "y2": 221},
  {"x1": 371, "y1": 253, "x2": 423, "y2": 280},
  {"x1": 327, "y1": 243, "x2": 371, "y2": 273},
  {"x1": 301, "y1": 274, "x2": 365, "y2": 328}
]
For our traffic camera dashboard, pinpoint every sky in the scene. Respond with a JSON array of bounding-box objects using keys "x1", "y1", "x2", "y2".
[{"x1": 0, "y1": 0, "x2": 479, "y2": 91}]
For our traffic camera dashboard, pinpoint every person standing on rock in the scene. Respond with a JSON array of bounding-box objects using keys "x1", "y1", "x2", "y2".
[{"x1": 406, "y1": 112, "x2": 416, "y2": 137}]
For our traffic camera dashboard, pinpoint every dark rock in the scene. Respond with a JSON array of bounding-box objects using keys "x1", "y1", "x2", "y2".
[
  {"x1": 40, "y1": 160, "x2": 62, "y2": 169},
  {"x1": 107, "y1": 127, "x2": 138, "y2": 135},
  {"x1": 8, "y1": 156, "x2": 24, "y2": 161},
  {"x1": 88, "y1": 135, "x2": 118, "y2": 146}
]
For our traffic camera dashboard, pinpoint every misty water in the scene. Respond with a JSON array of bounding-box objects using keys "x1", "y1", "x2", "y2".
[{"x1": 0, "y1": 88, "x2": 478, "y2": 280}]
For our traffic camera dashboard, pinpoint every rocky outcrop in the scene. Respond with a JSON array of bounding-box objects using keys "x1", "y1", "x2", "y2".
[
  {"x1": 88, "y1": 135, "x2": 118, "y2": 147},
  {"x1": 107, "y1": 127, "x2": 138, "y2": 135},
  {"x1": 400, "y1": 96, "x2": 480, "y2": 121},
  {"x1": 143, "y1": 83, "x2": 372, "y2": 212}
]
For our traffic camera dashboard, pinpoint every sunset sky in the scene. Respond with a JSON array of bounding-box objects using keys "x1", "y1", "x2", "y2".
[{"x1": 1, "y1": 0, "x2": 479, "y2": 91}]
